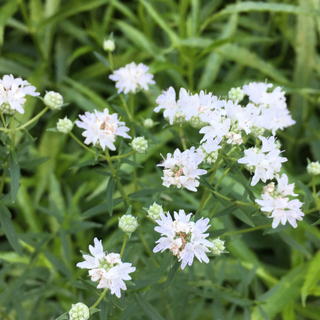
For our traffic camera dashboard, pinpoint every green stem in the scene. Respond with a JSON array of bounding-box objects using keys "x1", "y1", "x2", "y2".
[
  {"x1": 133, "y1": 153, "x2": 138, "y2": 191},
  {"x1": 105, "y1": 149, "x2": 130, "y2": 205},
  {"x1": 139, "y1": 231, "x2": 159, "y2": 267},
  {"x1": 179, "y1": 125, "x2": 187, "y2": 150},
  {"x1": 91, "y1": 288, "x2": 108, "y2": 309},
  {"x1": 69, "y1": 132, "x2": 107, "y2": 161},
  {"x1": 305, "y1": 207, "x2": 319, "y2": 214},
  {"x1": 209, "y1": 190, "x2": 257, "y2": 208},
  {"x1": 223, "y1": 224, "x2": 272, "y2": 237},
  {"x1": 108, "y1": 51, "x2": 114, "y2": 72},
  {"x1": 11, "y1": 117, "x2": 15, "y2": 149},
  {"x1": 120, "y1": 233, "x2": 128, "y2": 257},
  {"x1": 312, "y1": 175, "x2": 320, "y2": 212},
  {"x1": 15, "y1": 106, "x2": 49, "y2": 132},
  {"x1": 120, "y1": 95, "x2": 132, "y2": 121},
  {"x1": 110, "y1": 150, "x2": 135, "y2": 160}
]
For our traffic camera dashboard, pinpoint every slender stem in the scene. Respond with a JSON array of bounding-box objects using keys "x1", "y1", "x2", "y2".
[
  {"x1": 179, "y1": 125, "x2": 187, "y2": 150},
  {"x1": 197, "y1": 155, "x2": 222, "y2": 213},
  {"x1": 69, "y1": 132, "x2": 107, "y2": 160},
  {"x1": 11, "y1": 117, "x2": 15, "y2": 149},
  {"x1": 139, "y1": 231, "x2": 159, "y2": 267},
  {"x1": 108, "y1": 51, "x2": 114, "y2": 72},
  {"x1": 133, "y1": 153, "x2": 138, "y2": 191},
  {"x1": 15, "y1": 106, "x2": 49, "y2": 132},
  {"x1": 91, "y1": 288, "x2": 108, "y2": 309},
  {"x1": 110, "y1": 150, "x2": 135, "y2": 160},
  {"x1": 223, "y1": 224, "x2": 272, "y2": 237},
  {"x1": 0, "y1": 127, "x2": 9, "y2": 132},
  {"x1": 130, "y1": 94, "x2": 135, "y2": 116},
  {"x1": 105, "y1": 149, "x2": 130, "y2": 205},
  {"x1": 119, "y1": 95, "x2": 132, "y2": 120},
  {"x1": 209, "y1": 189, "x2": 257, "y2": 208},
  {"x1": 120, "y1": 233, "x2": 128, "y2": 257},
  {"x1": 312, "y1": 176, "x2": 316, "y2": 196},
  {"x1": 305, "y1": 207, "x2": 319, "y2": 214}
]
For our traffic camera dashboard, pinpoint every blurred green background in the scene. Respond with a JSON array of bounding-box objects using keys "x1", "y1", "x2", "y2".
[{"x1": 1, "y1": 0, "x2": 320, "y2": 319}]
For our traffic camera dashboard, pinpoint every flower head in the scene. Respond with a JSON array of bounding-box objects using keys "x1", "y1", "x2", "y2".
[
  {"x1": 147, "y1": 202, "x2": 163, "y2": 221},
  {"x1": 307, "y1": 161, "x2": 320, "y2": 175},
  {"x1": 0, "y1": 74, "x2": 39, "y2": 114},
  {"x1": 103, "y1": 39, "x2": 115, "y2": 52},
  {"x1": 131, "y1": 136, "x2": 148, "y2": 153},
  {"x1": 153, "y1": 210, "x2": 213, "y2": 269},
  {"x1": 77, "y1": 238, "x2": 135, "y2": 298},
  {"x1": 238, "y1": 136, "x2": 287, "y2": 186},
  {"x1": 76, "y1": 108, "x2": 131, "y2": 151},
  {"x1": 118, "y1": 214, "x2": 139, "y2": 234},
  {"x1": 69, "y1": 303, "x2": 90, "y2": 320},
  {"x1": 57, "y1": 117, "x2": 73, "y2": 134},
  {"x1": 158, "y1": 147, "x2": 206, "y2": 192},
  {"x1": 109, "y1": 62, "x2": 155, "y2": 94},
  {"x1": 256, "y1": 173, "x2": 304, "y2": 228},
  {"x1": 44, "y1": 91, "x2": 63, "y2": 110},
  {"x1": 210, "y1": 238, "x2": 226, "y2": 255}
]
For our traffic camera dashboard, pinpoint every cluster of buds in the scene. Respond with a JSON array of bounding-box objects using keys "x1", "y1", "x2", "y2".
[
  {"x1": 69, "y1": 302, "x2": 90, "y2": 320},
  {"x1": 307, "y1": 161, "x2": 320, "y2": 176},
  {"x1": 147, "y1": 202, "x2": 163, "y2": 221},
  {"x1": 131, "y1": 136, "x2": 148, "y2": 153},
  {"x1": 57, "y1": 117, "x2": 73, "y2": 134},
  {"x1": 118, "y1": 214, "x2": 139, "y2": 236},
  {"x1": 228, "y1": 87, "x2": 245, "y2": 102},
  {"x1": 210, "y1": 238, "x2": 226, "y2": 255},
  {"x1": 44, "y1": 91, "x2": 64, "y2": 110}
]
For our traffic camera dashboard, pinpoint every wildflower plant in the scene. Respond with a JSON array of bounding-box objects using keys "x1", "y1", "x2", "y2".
[{"x1": 1, "y1": 2, "x2": 320, "y2": 320}]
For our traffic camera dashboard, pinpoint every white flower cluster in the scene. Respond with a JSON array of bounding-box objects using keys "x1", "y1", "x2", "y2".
[
  {"x1": 158, "y1": 147, "x2": 207, "y2": 192},
  {"x1": 76, "y1": 108, "x2": 131, "y2": 151},
  {"x1": 77, "y1": 238, "x2": 135, "y2": 298},
  {"x1": 153, "y1": 210, "x2": 214, "y2": 269},
  {"x1": 255, "y1": 174, "x2": 304, "y2": 228},
  {"x1": 0, "y1": 74, "x2": 39, "y2": 114},
  {"x1": 238, "y1": 136, "x2": 287, "y2": 186},
  {"x1": 109, "y1": 62, "x2": 155, "y2": 94}
]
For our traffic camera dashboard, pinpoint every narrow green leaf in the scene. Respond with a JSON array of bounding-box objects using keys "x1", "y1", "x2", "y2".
[
  {"x1": 9, "y1": 151, "x2": 20, "y2": 202},
  {"x1": 129, "y1": 188, "x2": 166, "y2": 199},
  {"x1": 93, "y1": 51, "x2": 110, "y2": 68},
  {"x1": 165, "y1": 260, "x2": 180, "y2": 290},
  {"x1": 134, "y1": 293, "x2": 166, "y2": 320},
  {"x1": 55, "y1": 312, "x2": 68, "y2": 320},
  {"x1": 301, "y1": 251, "x2": 320, "y2": 305},
  {"x1": 106, "y1": 177, "x2": 116, "y2": 216},
  {"x1": 0, "y1": 203, "x2": 22, "y2": 256},
  {"x1": 214, "y1": 205, "x2": 237, "y2": 217},
  {"x1": 279, "y1": 233, "x2": 311, "y2": 257},
  {"x1": 82, "y1": 202, "x2": 107, "y2": 219},
  {"x1": 43, "y1": 250, "x2": 73, "y2": 278}
]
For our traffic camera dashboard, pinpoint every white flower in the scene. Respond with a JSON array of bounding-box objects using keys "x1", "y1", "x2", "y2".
[
  {"x1": 0, "y1": 74, "x2": 39, "y2": 114},
  {"x1": 256, "y1": 173, "x2": 303, "y2": 228},
  {"x1": 153, "y1": 210, "x2": 213, "y2": 269},
  {"x1": 109, "y1": 62, "x2": 155, "y2": 94},
  {"x1": 238, "y1": 136, "x2": 287, "y2": 186},
  {"x1": 154, "y1": 87, "x2": 180, "y2": 125},
  {"x1": 76, "y1": 108, "x2": 131, "y2": 151},
  {"x1": 158, "y1": 147, "x2": 207, "y2": 192},
  {"x1": 77, "y1": 238, "x2": 135, "y2": 298},
  {"x1": 242, "y1": 82, "x2": 272, "y2": 104}
]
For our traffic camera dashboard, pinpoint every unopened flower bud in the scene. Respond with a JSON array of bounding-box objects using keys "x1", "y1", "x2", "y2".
[
  {"x1": 57, "y1": 117, "x2": 73, "y2": 134},
  {"x1": 200, "y1": 146, "x2": 218, "y2": 164},
  {"x1": 0, "y1": 102, "x2": 16, "y2": 115},
  {"x1": 263, "y1": 182, "x2": 275, "y2": 195},
  {"x1": 103, "y1": 39, "x2": 115, "y2": 52},
  {"x1": 44, "y1": 91, "x2": 63, "y2": 110},
  {"x1": 132, "y1": 137, "x2": 148, "y2": 153},
  {"x1": 210, "y1": 238, "x2": 225, "y2": 255},
  {"x1": 228, "y1": 87, "x2": 245, "y2": 102},
  {"x1": 118, "y1": 214, "x2": 139, "y2": 235},
  {"x1": 172, "y1": 111, "x2": 186, "y2": 125},
  {"x1": 307, "y1": 161, "x2": 320, "y2": 176},
  {"x1": 143, "y1": 118, "x2": 153, "y2": 128},
  {"x1": 69, "y1": 302, "x2": 90, "y2": 320},
  {"x1": 147, "y1": 202, "x2": 163, "y2": 220},
  {"x1": 189, "y1": 116, "x2": 207, "y2": 129}
]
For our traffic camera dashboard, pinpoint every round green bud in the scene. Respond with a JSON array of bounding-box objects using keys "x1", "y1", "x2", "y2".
[
  {"x1": 57, "y1": 117, "x2": 73, "y2": 134},
  {"x1": 103, "y1": 39, "x2": 115, "y2": 52},
  {"x1": 0, "y1": 102, "x2": 16, "y2": 115},
  {"x1": 118, "y1": 214, "x2": 139, "y2": 234},
  {"x1": 172, "y1": 111, "x2": 186, "y2": 125},
  {"x1": 210, "y1": 238, "x2": 225, "y2": 255},
  {"x1": 200, "y1": 145, "x2": 219, "y2": 164},
  {"x1": 69, "y1": 302, "x2": 90, "y2": 320},
  {"x1": 132, "y1": 137, "x2": 148, "y2": 154},
  {"x1": 228, "y1": 87, "x2": 245, "y2": 102},
  {"x1": 143, "y1": 118, "x2": 154, "y2": 128},
  {"x1": 44, "y1": 91, "x2": 63, "y2": 110},
  {"x1": 307, "y1": 161, "x2": 320, "y2": 176},
  {"x1": 189, "y1": 116, "x2": 208, "y2": 129},
  {"x1": 147, "y1": 202, "x2": 163, "y2": 221}
]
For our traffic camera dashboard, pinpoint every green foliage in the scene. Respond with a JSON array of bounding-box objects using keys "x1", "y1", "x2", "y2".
[{"x1": 0, "y1": 0, "x2": 320, "y2": 319}]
